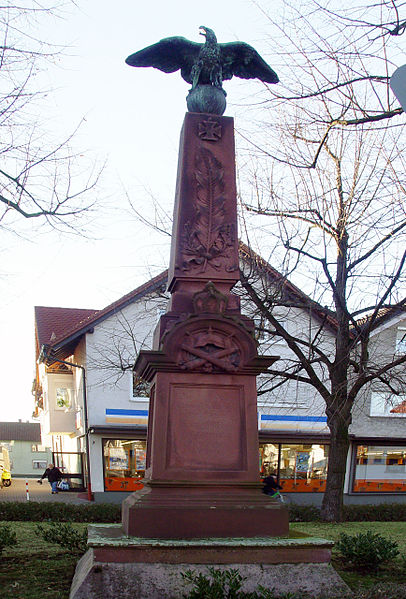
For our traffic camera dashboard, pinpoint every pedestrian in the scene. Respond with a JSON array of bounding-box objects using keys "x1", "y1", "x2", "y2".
[
  {"x1": 40, "y1": 463, "x2": 63, "y2": 494},
  {"x1": 262, "y1": 473, "x2": 283, "y2": 498}
]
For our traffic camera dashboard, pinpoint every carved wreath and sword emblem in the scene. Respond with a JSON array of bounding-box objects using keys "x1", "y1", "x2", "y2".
[
  {"x1": 178, "y1": 327, "x2": 240, "y2": 373},
  {"x1": 180, "y1": 147, "x2": 237, "y2": 273}
]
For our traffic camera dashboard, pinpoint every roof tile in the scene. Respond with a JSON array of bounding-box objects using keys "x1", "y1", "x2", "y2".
[{"x1": 0, "y1": 422, "x2": 41, "y2": 442}]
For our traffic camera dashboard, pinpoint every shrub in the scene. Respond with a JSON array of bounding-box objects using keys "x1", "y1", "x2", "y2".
[
  {"x1": 36, "y1": 522, "x2": 88, "y2": 553},
  {"x1": 4, "y1": 498, "x2": 406, "y2": 525},
  {"x1": 287, "y1": 503, "x2": 406, "y2": 523},
  {"x1": 287, "y1": 504, "x2": 321, "y2": 522},
  {"x1": 181, "y1": 568, "x2": 307, "y2": 598},
  {"x1": 342, "y1": 503, "x2": 406, "y2": 522},
  {"x1": 182, "y1": 567, "x2": 251, "y2": 598},
  {"x1": 335, "y1": 530, "x2": 399, "y2": 571},
  {"x1": 0, "y1": 501, "x2": 121, "y2": 523},
  {"x1": 0, "y1": 523, "x2": 17, "y2": 555}
]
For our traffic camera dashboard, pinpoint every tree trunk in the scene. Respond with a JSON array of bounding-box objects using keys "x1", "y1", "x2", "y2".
[{"x1": 320, "y1": 414, "x2": 350, "y2": 521}]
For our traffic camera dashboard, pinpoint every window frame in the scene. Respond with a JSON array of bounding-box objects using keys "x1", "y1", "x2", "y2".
[
  {"x1": 351, "y1": 442, "x2": 406, "y2": 494},
  {"x1": 32, "y1": 460, "x2": 47, "y2": 470}
]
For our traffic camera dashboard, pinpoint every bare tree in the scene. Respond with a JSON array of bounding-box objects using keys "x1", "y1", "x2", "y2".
[
  {"x1": 0, "y1": 1, "x2": 100, "y2": 236},
  {"x1": 87, "y1": 289, "x2": 169, "y2": 389},
  {"x1": 238, "y1": 0, "x2": 406, "y2": 521}
]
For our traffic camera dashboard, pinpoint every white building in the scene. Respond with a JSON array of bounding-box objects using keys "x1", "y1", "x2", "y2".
[{"x1": 33, "y1": 249, "x2": 406, "y2": 503}]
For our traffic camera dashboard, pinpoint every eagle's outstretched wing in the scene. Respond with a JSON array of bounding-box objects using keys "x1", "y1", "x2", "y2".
[
  {"x1": 220, "y1": 42, "x2": 279, "y2": 84},
  {"x1": 126, "y1": 36, "x2": 202, "y2": 84}
]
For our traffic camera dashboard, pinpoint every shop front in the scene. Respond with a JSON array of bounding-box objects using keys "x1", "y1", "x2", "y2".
[
  {"x1": 352, "y1": 442, "x2": 406, "y2": 494},
  {"x1": 100, "y1": 433, "x2": 331, "y2": 495},
  {"x1": 103, "y1": 438, "x2": 146, "y2": 492},
  {"x1": 94, "y1": 433, "x2": 406, "y2": 502},
  {"x1": 259, "y1": 440, "x2": 329, "y2": 493}
]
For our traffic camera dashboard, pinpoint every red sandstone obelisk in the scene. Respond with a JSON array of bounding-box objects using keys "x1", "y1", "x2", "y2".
[{"x1": 122, "y1": 112, "x2": 289, "y2": 538}]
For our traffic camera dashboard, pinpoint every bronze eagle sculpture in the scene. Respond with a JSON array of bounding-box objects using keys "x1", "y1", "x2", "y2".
[{"x1": 125, "y1": 26, "x2": 279, "y2": 115}]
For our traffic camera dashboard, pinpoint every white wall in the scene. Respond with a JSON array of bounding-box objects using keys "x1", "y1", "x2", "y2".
[{"x1": 84, "y1": 291, "x2": 166, "y2": 428}]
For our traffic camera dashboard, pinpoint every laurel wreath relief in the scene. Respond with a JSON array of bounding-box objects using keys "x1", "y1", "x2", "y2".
[{"x1": 180, "y1": 148, "x2": 236, "y2": 273}]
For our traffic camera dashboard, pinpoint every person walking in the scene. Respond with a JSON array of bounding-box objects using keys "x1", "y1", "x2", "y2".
[{"x1": 40, "y1": 463, "x2": 63, "y2": 494}]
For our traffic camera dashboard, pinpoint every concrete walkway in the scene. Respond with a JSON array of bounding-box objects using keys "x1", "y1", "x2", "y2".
[{"x1": 0, "y1": 477, "x2": 91, "y2": 503}]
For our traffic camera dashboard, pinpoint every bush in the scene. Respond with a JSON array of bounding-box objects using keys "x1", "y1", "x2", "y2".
[
  {"x1": 342, "y1": 503, "x2": 406, "y2": 522},
  {"x1": 4, "y1": 498, "x2": 406, "y2": 525},
  {"x1": 286, "y1": 504, "x2": 321, "y2": 522},
  {"x1": 181, "y1": 568, "x2": 306, "y2": 598},
  {"x1": 182, "y1": 567, "x2": 246, "y2": 598},
  {"x1": 36, "y1": 522, "x2": 88, "y2": 553},
  {"x1": 0, "y1": 501, "x2": 121, "y2": 523},
  {"x1": 335, "y1": 530, "x2": 399, "y2": 570},
  {"x1": 287, "y1": 503, "x2": 406, "y2": 523},
  {"x1": 0, "y1": 523, "x2": 17, "y2": 555}
]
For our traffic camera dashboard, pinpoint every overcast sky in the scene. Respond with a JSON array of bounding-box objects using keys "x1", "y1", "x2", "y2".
[{"x1": 1, "y1": 0, "x2": 281, "y2": 421}]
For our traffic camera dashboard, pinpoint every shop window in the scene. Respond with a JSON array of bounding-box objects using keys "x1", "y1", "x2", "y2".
[
  {"x1": 354, "y1": 444, "x2": 406, "y2": 493},
  {"x1": 259, "y1": 443, "x2": 279, "y2": 477},
  {"x1": 103, "y1": 439, "x2": 146, "y2": 492},
  {"x1": 279, "y1": 443, "x2": 329, "y2": 492},
  {"x1": 259, "y1": 442, "x2": 329, "y2": 492}
]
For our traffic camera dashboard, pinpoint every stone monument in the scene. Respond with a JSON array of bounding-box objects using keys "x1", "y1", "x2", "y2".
[
  {"x1": 121, "y1": 25, "x2": 287, "y2": 539},
  {"x1": 69, "y1": 28, "x2": 350, "y2": 599},
  {"x1": 121, "y1": 109, "x2": 288, "y2": 539}
]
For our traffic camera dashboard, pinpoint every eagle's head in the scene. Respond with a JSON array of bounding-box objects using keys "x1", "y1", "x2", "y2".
[{"x1": 199, "y1": 26, "x2": 217, "y2": 44}]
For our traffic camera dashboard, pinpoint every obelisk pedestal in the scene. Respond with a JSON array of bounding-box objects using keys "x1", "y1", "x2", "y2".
[{"x1": 122, "y1": 112, "x2": 288, "y2": 538}]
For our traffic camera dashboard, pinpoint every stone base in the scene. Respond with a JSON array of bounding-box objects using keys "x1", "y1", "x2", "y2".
[
  {"x1": 122, "y1": 484, "x2": 289, "y2": 538},
  {"x1": 69, "y1": 525, "x2": 350, "y2": 599}
]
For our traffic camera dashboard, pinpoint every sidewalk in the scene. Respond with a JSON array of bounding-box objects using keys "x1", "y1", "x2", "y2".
[{"x1": 0, "y1": 477, "x2": 90, "y2": 503}]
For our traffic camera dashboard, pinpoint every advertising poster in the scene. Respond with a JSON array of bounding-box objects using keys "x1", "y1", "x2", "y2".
[
  {"x1": 296, "y1": 452, "x2": 310, "y2": 473},
  {"x1": 108, "y1": 448, "x2": 128, "y2": 470},
  {"x1": 136, "y1": 449, "x2": 146, "y2": 470}
]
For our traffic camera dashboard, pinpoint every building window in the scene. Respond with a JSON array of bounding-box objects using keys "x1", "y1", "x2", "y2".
[
  {"x1": 353, "y1": 444, "x2": 406, "y2": 493},
  {"x1": 370, "y1": 392, "x2": 406, "y2": 417},
  {"x1": 259, "y1": 443, "x2": 279, "y2": 477},
  {"x1": 31, "y1": 444, "x2": 46, "y2": 452},
  {"x1": 132, "y1": 375, "x2": 150, "y2": 399},
  {"x1": 32, "y1": 460, "x2": 47, "y2": 470},
  {"x1": 55, "y1": 388, "x2": 73, "y2": 410},
  {"x1": 259, "y1": 443, "x2": 329, "y2": 492},
  {"x1": 396, "y1": 328, "x2": 406, "y2": 354},
  {"x1": 103, "y1": 439, "x2": 146, "y2": 492}
]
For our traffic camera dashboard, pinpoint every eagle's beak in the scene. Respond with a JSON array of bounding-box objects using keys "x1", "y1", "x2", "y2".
[{"x1": 199, "y1": 26, "x2": 207, "y2": 36}]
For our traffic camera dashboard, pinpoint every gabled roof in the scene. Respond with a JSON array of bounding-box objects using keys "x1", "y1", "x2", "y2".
[
  {"x1": 35, "y1": 270, "x2": 168, "y2": 361},
  {"x1": 35, "y1": 245, "x2": 336, "y2": 362},
  {"x1": 356, "y1": 305, "x2": 406, "y2": 331},
  {"x1": 35, "y1": 306, "x2": 98, "y2": 348},
  {"x1": 0, "y1": 421, "x2": 41, "y2": 442}
]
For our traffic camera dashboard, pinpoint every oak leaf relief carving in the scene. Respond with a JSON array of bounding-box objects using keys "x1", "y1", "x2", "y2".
[{"x1": 180, "y1": 147, "x2": 237, "y2": 273}]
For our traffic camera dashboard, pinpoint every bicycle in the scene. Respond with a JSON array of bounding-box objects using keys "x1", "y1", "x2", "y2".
[{"x1": 267, "y1": 490, "x2": 291, "y2": 504}]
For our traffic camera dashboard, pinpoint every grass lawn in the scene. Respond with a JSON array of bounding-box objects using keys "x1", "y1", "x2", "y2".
[
  {"x1": 0, "y1": 521, "x2": 87, "y2": 599},
  {"x1": 290, "y1": 521, "x2": 406, "y2": 597},
  {"x1": 1, "y1": 521, "x2": 406, "y2": 598}
]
